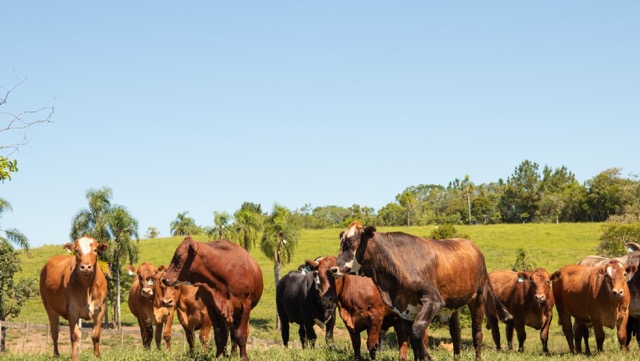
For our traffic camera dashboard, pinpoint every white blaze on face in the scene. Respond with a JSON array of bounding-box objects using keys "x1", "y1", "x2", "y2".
[
  {"x1": 345, "y1": 224, "x2": 358, "y2": 238},
  {"x1": 78, "y1": 237, "x2": 94, "y2": 255},
  {"x1": 343, "y1": 251, "x2": 362, "y2": 274},
  {"x1": 607, "y1": 266, "x2": 613, "y2": 277}
]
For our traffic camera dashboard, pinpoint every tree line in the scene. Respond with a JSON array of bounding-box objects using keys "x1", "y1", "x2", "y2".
[{"x1": 168, "y1": 161, "x2": 640, "y2": 238}]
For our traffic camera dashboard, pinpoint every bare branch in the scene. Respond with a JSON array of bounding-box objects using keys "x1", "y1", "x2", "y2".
[{"x1": 1, "y1": 76, "x2": 54, "y2": 156}]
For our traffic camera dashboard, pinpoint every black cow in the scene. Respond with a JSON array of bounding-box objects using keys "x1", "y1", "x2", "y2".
[{"x1": 276, "y1": 259, "x2": 337, "y2": 348}]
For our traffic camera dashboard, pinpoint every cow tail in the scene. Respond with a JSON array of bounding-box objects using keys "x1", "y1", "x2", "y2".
[{"x1": 485, "y1": 281, "x2": 512, "y2": 322}]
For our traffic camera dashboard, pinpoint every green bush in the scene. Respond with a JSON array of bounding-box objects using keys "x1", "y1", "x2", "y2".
[{"x1": 597, "y1": 222, "x2": 640, "y2": 257}]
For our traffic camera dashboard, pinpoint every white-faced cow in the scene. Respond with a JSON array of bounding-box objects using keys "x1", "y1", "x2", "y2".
[
  {"x1": 39, "y1": 237, "x2": 108, "y2": 361},
  {"x1": 552, "y1": 260, "x2": 635, "y2": 353},
  {"x1": 578, "y1": 241, "x2": 640, "y2": 348},
  {"x1": 127, "y1": 263, "x2": 177, "y2": 350},
  {"x1": 485, "y1": 268, "x2": 555, "y2": 353},
  {"x1": 276, "y1": 257, "x2": 336, "y2": 348},
  {"x1": 332, "y1": 222, "x2": 511, "y2": 361}
]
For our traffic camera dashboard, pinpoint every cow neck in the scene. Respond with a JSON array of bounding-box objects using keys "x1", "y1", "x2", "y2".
[{"x1": 335, "y1": 275, "x2": 345, "y2": 298}]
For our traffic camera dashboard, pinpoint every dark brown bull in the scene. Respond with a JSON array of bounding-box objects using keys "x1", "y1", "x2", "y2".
[
  {"x1": 309, "y1": 255, "x2": 410, "y2": 360},
  {"x1": 39, "y1": 237, "x2": 108, "y2": 361},
  {"x1": 126, "y1": 263, "x2": 177, "y2": 350},
  {"x1": 162, "y1": 284, "x2": 212, "y2": 352},
  {"x1": 162, "y1": 237, "x2": 263, "y2": 361},
  {"x1": 552, "y1": 260, "x2": 634, "y2": 353},
  {"x1": 485, "y1": 268, "x2": 554, "y2": 353},
  {"x1": 332, "y1": 222, "x2": 511, "y2": 361}
]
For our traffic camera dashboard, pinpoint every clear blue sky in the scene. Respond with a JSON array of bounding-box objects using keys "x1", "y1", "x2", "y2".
[{"x1": 2, "y1": 2, "x2": 639, "y2": 248}]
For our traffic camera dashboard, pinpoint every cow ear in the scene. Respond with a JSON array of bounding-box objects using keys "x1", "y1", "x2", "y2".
[
  {"x1": 63, "y1": 243, "x2": 75, "y2": 253},
  {"x1": 550, "y1": 271, "x2": 561, "y2": 282},
  {"x1": 96, "y1": 243, "x2": 108, "y2": 253},
  {"x1": 156, "y1": 265, "x2": 166, "y2": 273},
  {"x1": 339, "y1": 231, "x2": 345, "y2": 239},
  {"x1": 516, "y1": 272, "x2": 527, "y2": 283},
  {"x1": 626, "y1": 265, "x2": 638, "y2": 275},
  {"x1": 305, "y1": 259, "x2": 320, "y2": 270},
  {"x1": 363, "y1": 226, "x2": 376, "y2": 240},
  {"x1": 126, "y1": 265, "x2": 137, "y2": 276},
  {"x1": 626, "y1": 242, "x2": 640, "y2": 253},
  {"x1": 188, "y1": 238, "x2": 199, "y2": 255}
]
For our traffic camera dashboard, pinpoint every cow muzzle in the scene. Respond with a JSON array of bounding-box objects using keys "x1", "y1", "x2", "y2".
[
  {"x1": 330, "y1": 267, "x2": 345, "y2": 278},
  {"x1": 534, "y1": 294, "x2": 546, "y2": 305},
  {"x1": 142, "y1": 288, "x2": 154, "y2": 298},
  {"x1": 161, "y1": 298, "x2": 174, "y2": 307},
  {"x1": 612, "y1": 288, "x2": 625, "y2": 299},
  {"x1": 79, "y1": 263, "x2": 94, "y2": 274}
]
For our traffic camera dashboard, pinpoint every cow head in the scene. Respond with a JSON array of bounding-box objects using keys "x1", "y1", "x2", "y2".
[
  {"x1": 332, "y1": 222, "x2": 376, "y2": 278},
  {"x1": 162, "y1": 237, "x2": 197, "y2": 287},
  {"x1": 127, "y1": 262, "x2": 161, "y2": 299},
  {"x1": 599, "y1": 260, "x2": 634, "y2": 300},
  {"x1": 65, "y1": 236, "x2": 108, "y2": 279},
  {"x1": 518, "y1": 268, "x2": 552, "y2": 306},
  {"x1": 306, "y1": 256, "x2": 338, "y2": 321}
]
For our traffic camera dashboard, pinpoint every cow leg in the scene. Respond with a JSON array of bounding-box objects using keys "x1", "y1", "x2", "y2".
[
  {"x1": 91, "y1": 301, "x2": 106, "y2": 357},
  {"x1": 163, "y1": 312, "x2": 175, "y2": 350},
  {"x1": 279, "y1": 313, "x2": 290, "y2": 347},
  {"x1": 556, "y1": 308, "x2": 575, "y2": 353},
  {"x1": 366, "y1": 315, "x2": 384, "y2": 359},
  {"x1": 572, "y1": 322, "x2": 587, "y2": 354},
  {"x1": 617, "y1": 313, "x2": 629, "y2": 351},
  {"x1": 448, "y1": 310, "x2": 462, "y2": 357},
  {"x1": 200, "y1": 316, "x2": 212, "y2": 351},
  {"x1": 298, "y1": 324, "x2": 307, "y2": 348},
  {"x1": 209, "y1": 307, "x2": 228, "y2": 357},
  {"x1": 325, "y1": 308, "x2": 336, "y2": 346},
  {"x1": 232, "y1": 305, "x2": 252, "y2": 361},
  {"x1": 593, "y1": 324, "x2": 606, "y2": 352},
  {"x1": 514, "y1": 321, "x2": 527, "y2": 352},
  {"x1": 486, "y1": 314, "x2": 501, "y2": 350},
  {"x1": 505, "y1": 322, "x2": 514, "y2": 350},
  {"x1": 137, "y1": 318, "x2": 152, "y2": 348},
  {"x1": 468, "y1": 293, "x2": 487, "y2": 361},
  {"x1": 68, "y1": 316, "x2": 81, "y2": 361},
  {"x1": 185, "y1": 327, "x2": 196, "y2": 353},
  {"x1": 303, "y1": 319, "x2": 318, "y2": 348},
  {"x1": 154, "y1": 323, "x2": 163, "y2": 349},
  {"x1": 379, "y1": 328, "x2": 386, "y2": 352},
  {"x1": 411, "y1": 294, "x2": 445, "y2": 361},
  {"x1": 395, "y1": 319, "x2": 410, "y2": 361},
  {"x1": 45, "y1": 309, "x2": 60, "y2": 357},
  {"x1": 348, "y1": 327, "x2": 363, "y2": 360},
  {"x1": 539, "y1": 314, "x2": 552, "y2": 354}
]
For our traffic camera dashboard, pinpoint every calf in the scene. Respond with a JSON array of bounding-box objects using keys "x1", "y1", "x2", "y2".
[
  {"x1": 485, "y1": 268, "x2": 554, "y2": 353},
  {"x1": 276, "y1": 259, "x2": 337, "y2": 348},
  {"x1": 552, "y1": 260, "x2": 634, "y2": 353},
  {"x1": 162, "y1": 284, "x2": 212, "y2": 352},
  {"x1": 308, "y1": 255, "x2": 409, "y2": 360},
  {"x1": 127, "y1": 263, "x2": 177, "y2": 350},
  {"x1": 39, "y1": 237, "x2": 108, "y2": 361}
]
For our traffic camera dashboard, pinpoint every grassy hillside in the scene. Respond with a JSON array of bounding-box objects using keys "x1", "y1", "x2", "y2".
[{"x1": 14, "y1": 223, "x2": 603, "y2": 335}]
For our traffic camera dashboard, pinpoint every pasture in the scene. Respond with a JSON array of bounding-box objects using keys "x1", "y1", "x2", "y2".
[{"x1": 7, "y1": 222, "x2": 640, "y2": 360}]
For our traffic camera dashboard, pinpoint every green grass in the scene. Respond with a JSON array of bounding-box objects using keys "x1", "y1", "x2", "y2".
[{"x1": 10, "y1": 222, "x2": 630, "y2": 360}]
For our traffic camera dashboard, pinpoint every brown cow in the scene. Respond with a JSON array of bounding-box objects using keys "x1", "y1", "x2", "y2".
[
  {"x1": 578, "y1": 241, "x2": 640, "y2": 348},
  {"x1": 39, "y1": 237, "x2": 108, "y2": 361},
  {"x1": 308, "y1": 255, "x2": 410, "y2": 360},
  {"x1": 332, "y1": 222, "x2": 512, "y2": 361},
  {"x1": 127, "y1": 262, "x2": 177, "y2": 350},
  {"x1": 485, "y1": 268, "x2": 554, "y2": 353},
  {"x1": 162, "y1": 284, "x2": 212, "y2": 352},
  {"x1": 162, "y1": 237, "x2": 263, "y2": 361},
  {"x1": 552, "y1": 260, "x2": 635, "y2": 353}
]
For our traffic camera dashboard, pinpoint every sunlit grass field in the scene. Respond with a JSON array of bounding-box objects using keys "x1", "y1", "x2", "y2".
[{"x1": 9, "y1": 222, "x2": 636, "y2": 360}]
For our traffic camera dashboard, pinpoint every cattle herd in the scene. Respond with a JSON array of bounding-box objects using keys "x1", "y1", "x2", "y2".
[{"x1": 37, "y1": 223, "x2": 640, "y2": 361}]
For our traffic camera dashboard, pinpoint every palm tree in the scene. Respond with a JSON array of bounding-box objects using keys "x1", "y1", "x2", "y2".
[
  {"x1": 260, "y1": 204, "x2": 300, "y2": 329},
  {"x1": 461, "y1": 174, "x2": 475, "y2": 225},
  {"x1": 105, "y1": 205, "x2": 139, "y2": 331},
  {"x1": 170, "y1": 211, "x2": 197, "y2": 236},
  {"x1": 211, "y1": 211, "x2": 232, "y2": 239},
  {"x1": 0, "y1": 198, "x2": 29, "y2": 251},
  {"x1": 233, "y1": 203, "x2": 264, "y2": 250},
  {"x1": 70, "y1": 187, "x2": 112, "y2": 242}
]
